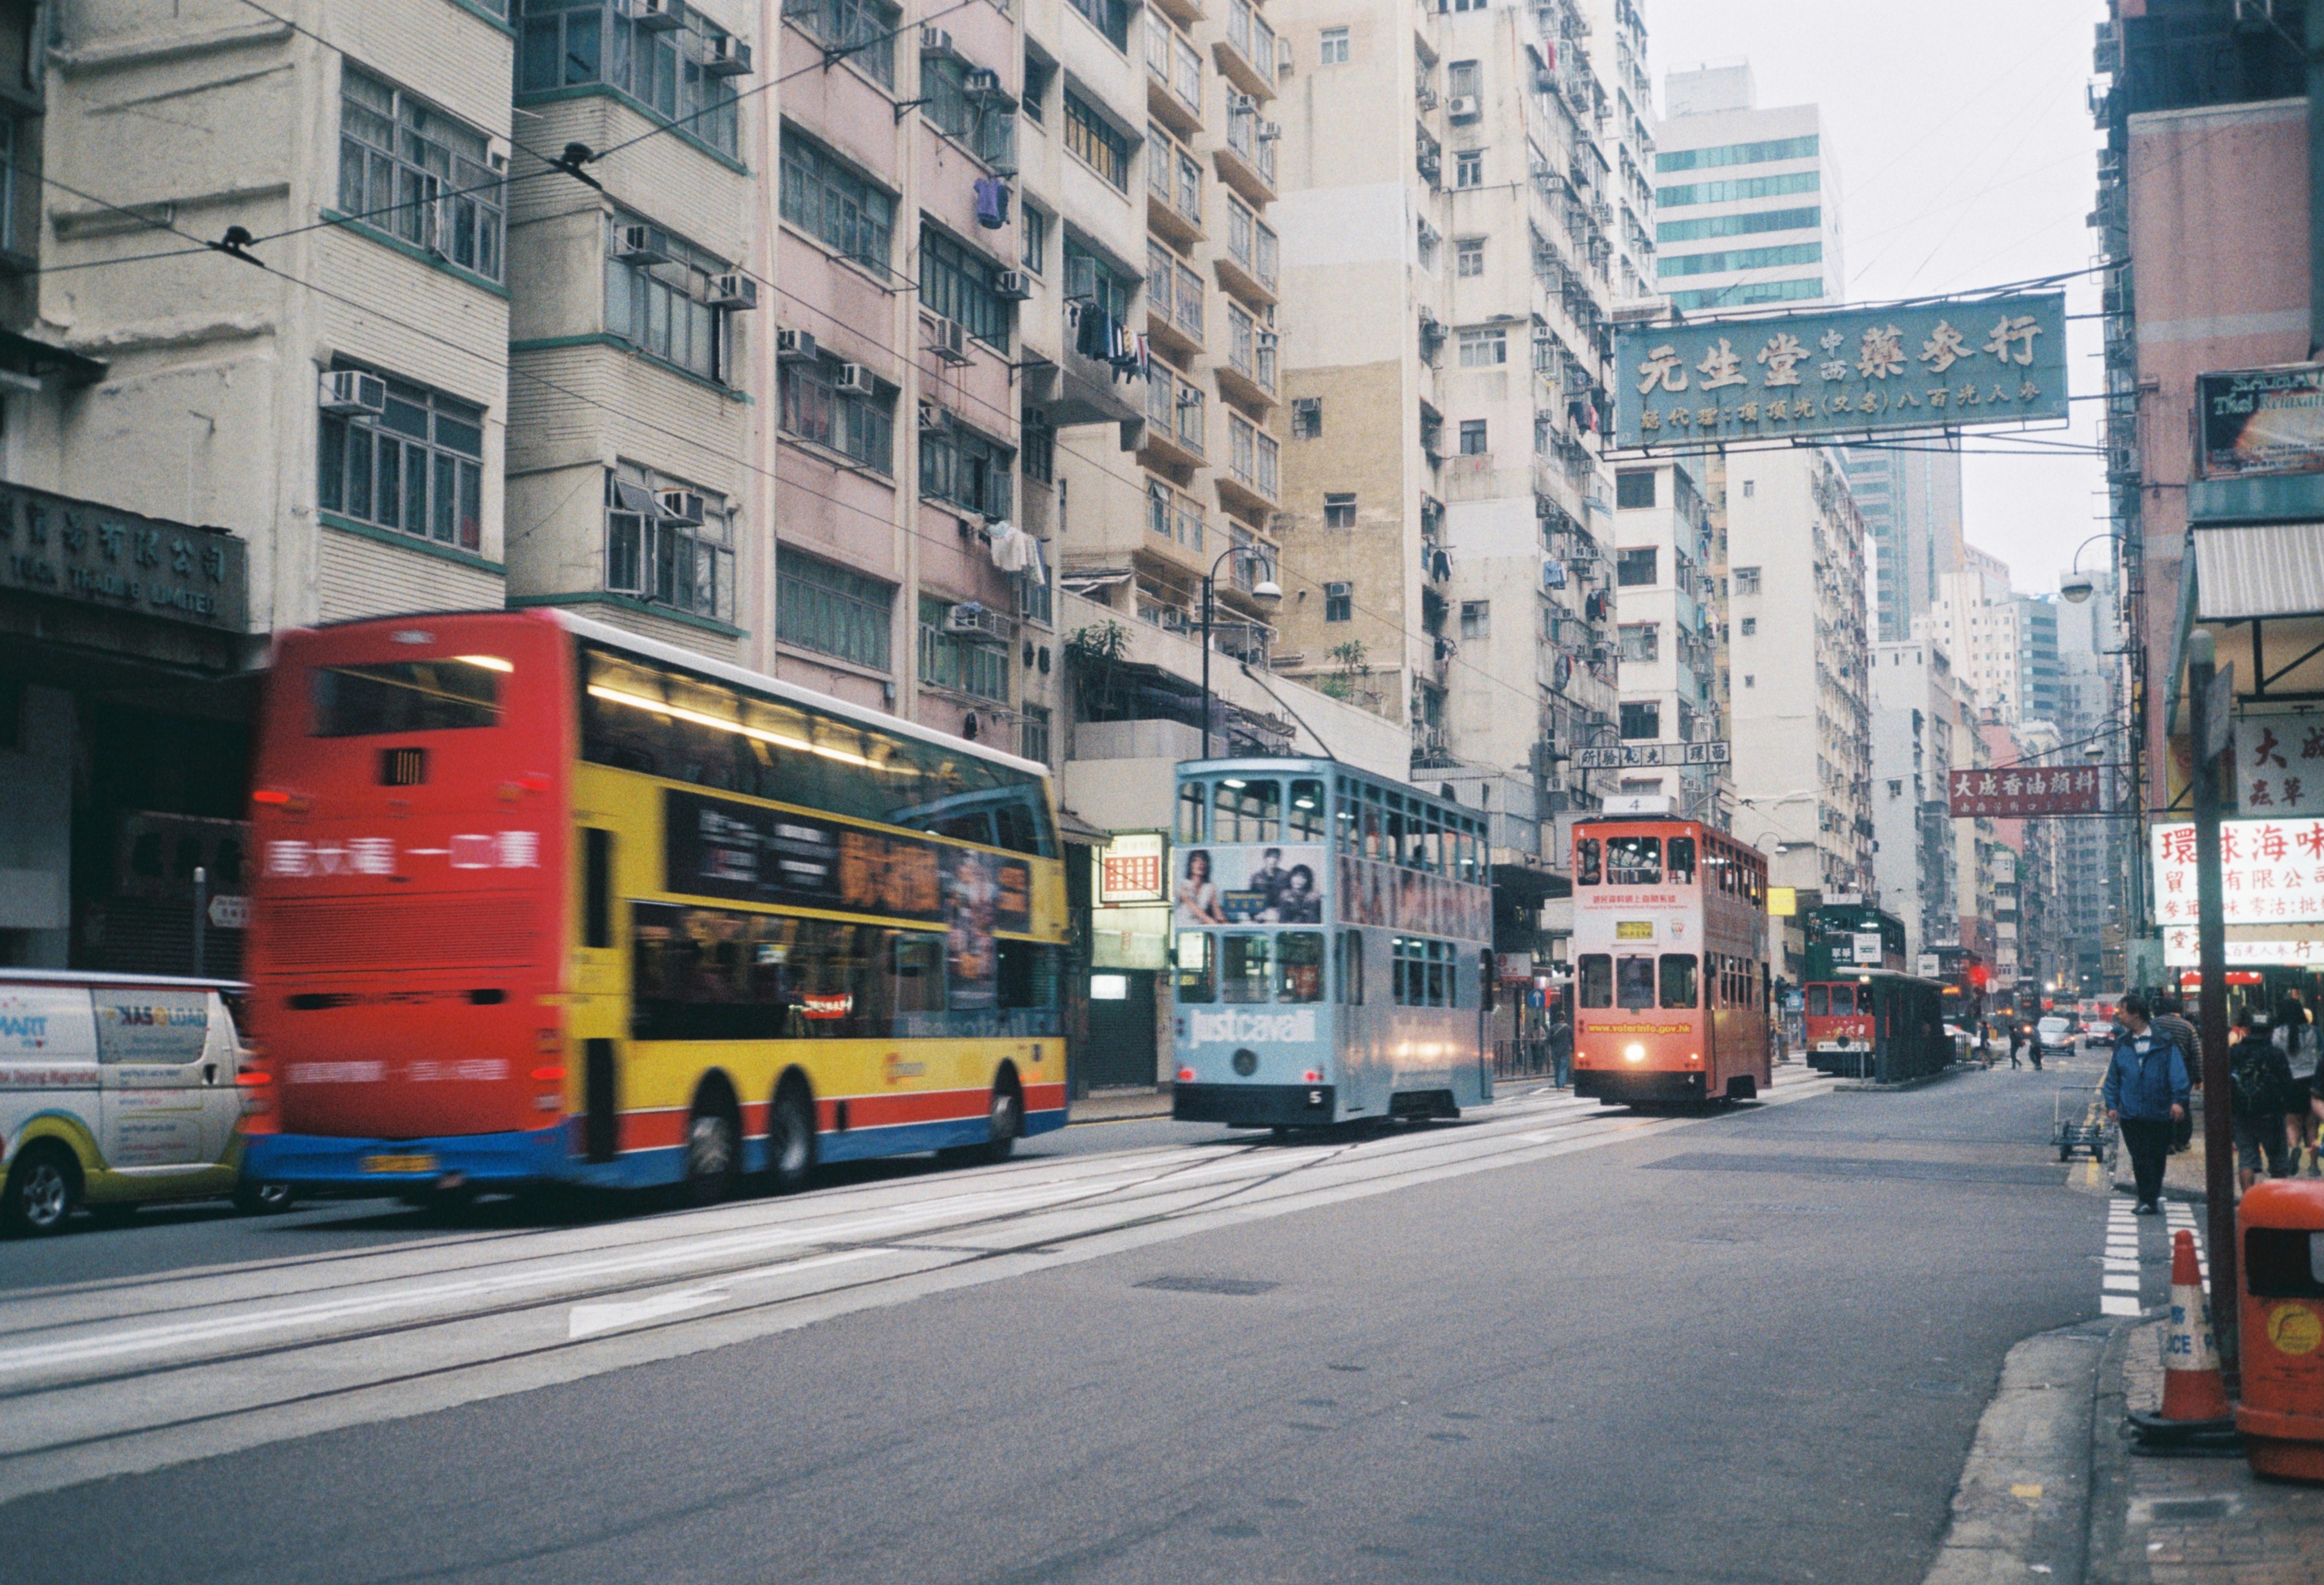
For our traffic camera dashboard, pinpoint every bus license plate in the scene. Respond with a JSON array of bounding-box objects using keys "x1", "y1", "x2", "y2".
[{"x1": 362, "y1": 1153, "x2": 440, "y2": 1175}]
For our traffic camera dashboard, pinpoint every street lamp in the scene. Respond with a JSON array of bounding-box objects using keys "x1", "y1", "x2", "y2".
[
  {"x1": 2058, "y1": 531, "x2": 2127, "y2": 605},
  {"x1": 1199, "y1": 544, "x2": 1281, "y2": 759}
]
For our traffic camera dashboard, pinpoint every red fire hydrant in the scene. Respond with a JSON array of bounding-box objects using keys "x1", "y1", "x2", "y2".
[{"x1": 2236, "y1": 1178, "x2": 2324, "y2": 1482}]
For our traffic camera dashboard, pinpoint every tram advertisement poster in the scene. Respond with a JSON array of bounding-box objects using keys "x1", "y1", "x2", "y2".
[
  {"x1": 1334, "y1": 853, "x2": 1490, "y2": 940},
  {"x1": 1174, "y1": 843, "x2": 1325, "y2": 925},
  {"x1": 663, "y1": 788, "x2": 1029, "y2": 937}
]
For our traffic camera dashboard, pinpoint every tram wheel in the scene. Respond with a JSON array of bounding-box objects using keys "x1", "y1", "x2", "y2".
[{"x1": 766, "y1": 1078, "x2": 817, "y2": 1195}]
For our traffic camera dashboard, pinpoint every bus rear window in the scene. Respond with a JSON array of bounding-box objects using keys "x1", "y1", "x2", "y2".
[
  {"x1": 312, "y1": 660, "x2": 503, "y2": 736},
  {"x1": 1578, "y1": 953, "x2": 1611, "y2": 1007}
]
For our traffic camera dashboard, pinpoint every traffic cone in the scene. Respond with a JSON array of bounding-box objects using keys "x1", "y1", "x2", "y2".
[{"x1": 2158, "y1": 1228, "x2": 2232, "y2": 1423}]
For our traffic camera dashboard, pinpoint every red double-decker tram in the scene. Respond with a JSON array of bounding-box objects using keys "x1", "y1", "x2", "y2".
[{"x1": 1570, "y1": 814, "x2": 1772, "y2": 1109}]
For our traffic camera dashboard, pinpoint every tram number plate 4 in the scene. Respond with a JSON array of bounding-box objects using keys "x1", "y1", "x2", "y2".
[{"x1": 362, "y1": 1153, "x2": 441, "y2": 1175}]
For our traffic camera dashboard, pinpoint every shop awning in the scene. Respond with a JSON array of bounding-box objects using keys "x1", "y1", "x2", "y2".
[{"x1": 2194, "y1": 522, "x2": 2324, "y2": 620}]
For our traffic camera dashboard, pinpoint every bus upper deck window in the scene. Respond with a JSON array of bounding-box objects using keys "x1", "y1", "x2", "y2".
[
  {"x1": 1667, "y1": 837, "x2": 1696, "y2": 885},
  {"x1": 1174, "y1": 932, "x2": 1214, "y2": 1002},
  {"x1": 1277, "y1": 932, "x2": 1324, "y2": 1003},
  {"x1": 1289, "y1": 779, "x2": 1326, "y2": 840},
  {"x1": 312, "y1": 658, "x2": 503, "y2": 736},
  {"x1": 1220, "y1": 934, "x2": 1272, "y2": 1004},
  {"x1": 1616, "y1": 955, "x2": 1655, "y2": 1010},
  {"x1": 1659, "y1": 953, "x2": 1698, "y2": 1009},
  {"x1": 1214, "y1": 779, "x2": 1280, "y2": 843},
  {"x1": 1178, "y1": 782, "x2": 1207, "y2": 842},
  {"x1": 1606, "y1": 836, "x2": 1661, "y2": 885},
  {"x1": 1577, "y1": 837, "x2": 1600, "y2": 885},
  {"x1": 1578, "y1": 953, "x2": 1612, "y2": 1007},
  {"x1": 1806, "y1": 984, "x2": 1828, "y2": 1016}
]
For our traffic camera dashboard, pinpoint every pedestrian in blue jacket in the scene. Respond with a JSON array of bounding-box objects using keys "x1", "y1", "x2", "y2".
[{"x1": 2104, "y1": 992, "x2": 2191, "y2": 1214}]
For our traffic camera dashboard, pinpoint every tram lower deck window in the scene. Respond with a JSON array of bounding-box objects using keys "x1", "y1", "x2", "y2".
[
  {"x1": 1176, "y1": 931, "x2": 1214, "y2": 1002},
  {"x1": 1277, "y1": 931, "x2": 1324, "y2": 1002},
  {"x1": 1579, "y1": 953, "x2": 1611, "y2": 1007},
  {"x1": 1616, "y1": 954, "x2": 1655, "y2": 1011},
  {"x1": 1806, "y1": 984, "x2": 1827, "y2": 1016}
]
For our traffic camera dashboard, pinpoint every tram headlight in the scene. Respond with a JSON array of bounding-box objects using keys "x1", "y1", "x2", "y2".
[{"x1": 1624, "y1": 1043, "x2": 1645, "y2": 1064}]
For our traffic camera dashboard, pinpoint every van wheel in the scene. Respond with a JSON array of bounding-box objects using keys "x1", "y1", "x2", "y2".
[
  {"x1": 766, "y1": 1078, "x2": 816, "y2": 1195},
  {"x1": 3, "y1": 1143, "x2": 80, "y2": 1237},
  {"x1": 234, "y1": 1181, "x2": 297, "y2": 1215},
  {"x1": 683, "y1": 1098, "x2": 740, "y2": 1206}
]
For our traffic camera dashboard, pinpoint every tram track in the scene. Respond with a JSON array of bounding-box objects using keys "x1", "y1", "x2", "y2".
[{"x1": 0, "y1": 1075, "x2": 1834, "y2": 1502}]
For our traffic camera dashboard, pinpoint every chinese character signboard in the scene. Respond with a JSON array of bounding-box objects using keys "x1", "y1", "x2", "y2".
[
  {"x1": 1947, "y1": 766, "x2": 2101, "y2": 818},
  {"x1": 1097, "y1": 831, "x2": 1167, "y2": 904},
  {"x1": 2234, "y1": 717, "x2": 2324, "y2": 817},
  {"x1": 1571, "y1": 741, "x2": 1730, "y2": 769},
  {"x1": 1612, "y1": 292, "x2": 2067, "y2": 449},
  {"x1": 2163, "y1": 928, "x2": 2324, "y2": 968},
  {"x1": 0, "y1": 480, "x2": 248, "y2": 631},
  {"x1": 2196, "y1": 365, "x2": 2324, "y2": 479},
  {"x1": 2151, "y1": 818, "x2": 2324, "y2": 928}
]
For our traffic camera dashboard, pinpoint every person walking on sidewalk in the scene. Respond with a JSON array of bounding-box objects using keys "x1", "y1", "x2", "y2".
[
  {"x1": 2232, "y1": 1005, "x2": 2296, "y2": 1189},
  {"x1": 2105, "y1": 993, "x2": 2191, "y2": 1216},
  {"x1": 2007, "y1": 1020, "x2": 2024, "y2": 1069},
  {"x1": 2154, "y1": 993, "x2": 2201, "y2": 1153}
]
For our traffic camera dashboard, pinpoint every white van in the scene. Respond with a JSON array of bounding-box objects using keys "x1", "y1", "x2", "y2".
[{"x1": 0, "y1": 969, "x2": 270, "y2": 1235}]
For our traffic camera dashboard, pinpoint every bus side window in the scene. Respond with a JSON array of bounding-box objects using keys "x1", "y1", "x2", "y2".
[
  {"x1": 1659, "y1": 954, "x2": 1698, "y2": 1010},
  {"x1": 1175, "y1": 932, "x2": 1214, "y2": 1002},
  {"x1": 1667, "y1": 838, "x2": 1696, "y2": 885},
  {"x1": 1578, "y1": 953, "x2": 1612, "y2": 1008},
  {"x1": 583, "y1": 828, "x2": 614, "y2": 949},
  {"x1": 1806, "y1": 984, "x2": 1828, "y2": 1016},
  {"x1": 1289, "y1": 779, "x2": 1326, "y2": 840},
  {"x1": 1576, "y1": 838, "x2": 1600, "y2": 885},
  {"x1": 1178, "y1": 782, "x2": 1207, "y2": 842}
]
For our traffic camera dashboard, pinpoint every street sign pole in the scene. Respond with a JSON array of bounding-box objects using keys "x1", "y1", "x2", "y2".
[{"x1": 2187, "y1": 630, "x2": 2238, "y2": 1388}]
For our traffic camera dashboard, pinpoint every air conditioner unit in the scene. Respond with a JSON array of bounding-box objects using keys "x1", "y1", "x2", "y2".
[
  {"x1": 920, "y1": 26, "x2": 956, "y2": 56},
  {"x1": 705, "y1": 35, "x2": 754, "y2": 76},
  {"x1": 656, "y1": 489, "x2": 706, "y2": 525},
  {"x1": 994, "y1": 269, "x2": 1033, "y2": 301},
  {"x1": 1447, "y1": 95, "x2": 1480, "y2": 120},
  {"x1": 1227, "y1": 92, "x2": 1257, "y2": 117},
  {"x1": 833, "y1": 363, "x2": 876, "y2": 397},
  {"x1": 963, "y1": 66, "x2": 1003, "y2": 97},
  {"x1": 319, "y1": 369, "x2": 387, "y2": 416},
  {"x1": 1257, "y1": 121, "x2": 1282, "y2": 142},
  {"x1": 776, "y1": 327, "x2": 819, "y2": 362},
  {"x1": 945, "y1": 602, "x2": 1010, "y2": 642},
  {"x1": 1257, "y1": 330, "x2": 1279, "y2": 350},
  {"x1": 628, "y1": 0, "x2": 684, "y2": 30},
  {"x1": 614, "y1": 224, "x2": 669, "y2": 264},
  {"x1": 707, "y1": 272, "x2": 759, "y2": 309},
  {"x1": 927, "y1": 316, "x2": 971, "y2": 363},
  {"x1": 918, "y1": 399, "x2": 951, "y2": 432}
]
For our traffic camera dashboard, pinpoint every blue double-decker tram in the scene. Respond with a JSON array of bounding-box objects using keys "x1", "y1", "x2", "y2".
[{"x1": 1168, "y1": 758, "x2": 1496, "y2": 1131}]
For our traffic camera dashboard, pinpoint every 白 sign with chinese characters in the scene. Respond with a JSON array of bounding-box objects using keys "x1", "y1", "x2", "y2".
[
  {"x1": 1097, "y1": 832, "x2": 1167, "y2": 904},
  {"x1": 1947, "y1": 766, "x2": 2101, "y2": 818},
  {"x1": 1612, "y1": 292, "x2": 2068, "y2": 449},
  {"x1": 2151, "y1": 818, "x2": 2324, "y2": 927},
  {"x1": 2234, "y1": 717, "x2": 2324, "y2": 817},
  {"x1": 0, "y1": 479, "x2": 248, "y2": 630}
]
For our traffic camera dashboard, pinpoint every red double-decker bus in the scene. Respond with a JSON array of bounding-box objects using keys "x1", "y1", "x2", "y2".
[
  {"x1": 1569, "y1": 814, "x2": 1772, "y2": 1108},
  {"x1": 237, "y1": 610, "x2": 1070, "y2": 1204}
]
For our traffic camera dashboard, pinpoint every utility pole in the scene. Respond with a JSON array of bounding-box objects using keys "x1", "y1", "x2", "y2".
[{"x1": 2185, "y1": 629, "x2": 2238, "y2": 1386}]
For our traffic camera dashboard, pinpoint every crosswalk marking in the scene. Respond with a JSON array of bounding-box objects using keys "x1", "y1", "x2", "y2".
[{"x1": 2099, "y1": 1196, "x2": 2205, "y2": 1317}]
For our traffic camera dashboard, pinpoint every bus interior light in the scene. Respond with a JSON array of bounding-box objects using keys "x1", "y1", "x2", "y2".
[{"x1": 454, "y1": 654, "x2": 514, "y2": 672}]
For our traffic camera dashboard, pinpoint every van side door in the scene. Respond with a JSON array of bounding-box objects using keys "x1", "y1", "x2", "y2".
[{"x1": 95, "y1": 987, "x2": 215, "y2": 1169}]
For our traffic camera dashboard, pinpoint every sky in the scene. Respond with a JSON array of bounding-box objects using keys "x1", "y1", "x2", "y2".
[{"x1": 1646, "y1": 0, "x2": 2110, "y2": 597}]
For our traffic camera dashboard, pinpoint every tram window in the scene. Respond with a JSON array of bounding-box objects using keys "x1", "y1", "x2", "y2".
[
  {"x1": 1174, "y1": 932, "x2": 1214, "y2": 1002},
  {"x1": 1337, "y1": 930, "x2": 1366, "y2": 1004},
  {"x1": 1426, "y1": 940, "x2": 1447, "y2": 1005},
  {"x1": 1278, "y1": 932, "x2": 1325, "y2": 1002},
  {"x1": 1422, "y1": 817, "x2": 1443, "y2": 875},
  {"x1": 1667, "y1": 837, "x2": 1696, "y2": 885},
  {"x1": 1830, "y1": 984, "x2": 1855, "y2": 1015},
  {"x1": 1386, "y1": 806, "x2": 1407, "y2": 868},
  {"x1": 1659, "y1": 954, "x2": 1698, "y2": 1009},
  {"x1": 1214, "y1": 779, "x2": 1281, "y2": 842},
  {"x1": 1361, "y1": 800, "x2": 1384, "y2": 860},
  {"x1": 1576, "y1": 838, "x2": 1600, "y2": 885},
  {"x1": 1578, "y1": 953, "x2": 1612, "y2": 1008},
  {"x1": 1177, "y1": 782, "x2": 1207, "y2": 842},
  {"x1": 1806, "y1": 984, "x2": 1828, "y2": 1016},
  {"x1": 1289, "y1": 780, "x2": 1326, "y2": 839},
  {"x1": 1606, "y1": 836, "x2": 1661, "y2": 885},
  {"x1": 1220, "y1": 934, "x2": 1273, "y2": 1003},
  {"x1": 1616, "y1": 954, "x2": 1655, "y2": 1010},
  {"x1": 1333, "y1": 791, "x2": 1358, "y2": 850}
]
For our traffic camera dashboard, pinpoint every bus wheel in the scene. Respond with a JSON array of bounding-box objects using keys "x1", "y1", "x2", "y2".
[
  {"x1": 683, "y1": 1089, "x2": 741, "y2": 1206},
  {"x1": 944, "y1": 1074, "x2": 1022, "y2": 1167},
  {"x1": 3, "y1": 1143, "x2": 81, "y2": 1237},
  {"x1": 234, "y1": 1180, "x2": 297, "y2": 1216},
  {"x1": 767, "y1": 1078, "x2": 816, "y2": 1195}
]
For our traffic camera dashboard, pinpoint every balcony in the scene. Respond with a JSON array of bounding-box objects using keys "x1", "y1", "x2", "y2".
[
  {"x1": 1144, "y1": 476, "x2": 1208, "y2": 563},
  {"x1": 1146, "y1": 239, "x2": 1206, "y2": 359},
  {"x1": 1217, "y1": 106, "x2": 1277, "y2": 204},
  {"x1": 1052, "y1": 301, "x2": 1146, "y2": 429},
  {"x1": 1148, "y1": 0, "x2": 1204, "y2": 27},
  {"x1": 1217, "y1": 302, "x2": 1277, "y2": 410},
  {"x1": 1216, "y1": 197, "x2": 1278, "y2": 307},
  {"x1": 1217, "y1": 412, "x2": 1279, "y2": 517},
  {"x1": 1216, "y1": 0, "x2": 1277, "y2": 100},
  {"x1": 1146, "y1": 123, "x2": 1205, "y2": 247},
  {"x1": 1143, "y1": 365, "x2": 1207, "y2": 469},
  {"x1": 1145, "y1": 12, "x2": 1203, "y2": 136}
]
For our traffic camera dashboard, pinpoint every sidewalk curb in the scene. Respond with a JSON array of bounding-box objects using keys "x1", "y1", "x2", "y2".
[
  {"x1": 1923, "y1": 1318, "x2": 2127, "y2": 1585},
  {"x1": 1834, "y1": 1062, "x2": 1975, "y2": 1093}
]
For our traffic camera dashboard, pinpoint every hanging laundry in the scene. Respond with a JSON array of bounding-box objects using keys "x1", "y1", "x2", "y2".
[
  {"x1": 973, "y1": 176, "x2": 1011, "y2": 230},
  {"x1": 987, "y1": 520, "x2": 1033, "y2": 572}
]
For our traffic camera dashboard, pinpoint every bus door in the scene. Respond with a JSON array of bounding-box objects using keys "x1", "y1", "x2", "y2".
[{"x1": 573, "y1": 824, "x2": 622, "y2": 1162}]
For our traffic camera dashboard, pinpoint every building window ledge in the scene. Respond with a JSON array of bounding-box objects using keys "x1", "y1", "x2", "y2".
[
  {"x1": 777, "y1": 217, "x2": 903, "y2": 295},
  {"x1": 510, "y1": 83, "x2": 750, "y2": 176},
  {"x1": 508, "y1": 333, "x2": 751, "y2": 403},
  {"x1": 442, "y1": 0, "x2": 518, "y2": 39},
  {"x1": 320, "y1": 210, "x2": 511, "y2": 299},
  {"x1": 778, "y1": 429, "x2": 896, "y2": 481},
  {"x1": 506, "y1": 590, "x2": 744, "y2": 638},
  {"x1": 319, "y1": 511, "x2": 506, "y2": 574},
  {"x1": 775, "y1": 638, "x2": 894, "y2": 683}
]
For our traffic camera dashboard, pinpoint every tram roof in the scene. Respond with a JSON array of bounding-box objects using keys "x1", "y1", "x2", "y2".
[{"x1": 1174, "y1": 759, "x2": 1483, "y2": 816}]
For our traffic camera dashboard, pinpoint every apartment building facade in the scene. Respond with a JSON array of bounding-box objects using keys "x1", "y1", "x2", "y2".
[
  {"x1": 1266, "y1": 0, "x2": 1652, "y2": 894},
  {"x1": 1654, "y1": 63, "x2": 1839, "y2": 314},
  {"x1": 1869, "y1": 634, "x2": 1959, "y2": 964},
  {"x1": 1608, "y1": 452, "x2": 1727, "y2": 818},
  {"x1": 1842, "y1": 443, "x2": 1963, "y2": 645}
]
